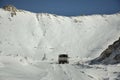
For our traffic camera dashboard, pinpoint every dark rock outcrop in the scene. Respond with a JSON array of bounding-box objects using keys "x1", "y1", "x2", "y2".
[
  {"x1": 3, "y1": 5, "x2": 17, "y2": 12},
  {"x1": 2, "y1": 5, "x2": 18, "y2": 17},
  {"x1": 90, "y1": 37, "x2": 120, "y2": 64}
]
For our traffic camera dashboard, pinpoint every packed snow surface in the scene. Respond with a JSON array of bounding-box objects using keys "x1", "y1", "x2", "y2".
[{"x1": 0, "y1": 8, "x2": 120, "y2": 80}]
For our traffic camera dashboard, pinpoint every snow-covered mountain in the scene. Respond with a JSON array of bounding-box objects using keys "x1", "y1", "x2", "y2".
[
  {"x1": 0, "y1": 5, "x2": 120, "y2": 80},
  {"x1": 0, "y1": 6, "x2": 120, "y2": 60}
]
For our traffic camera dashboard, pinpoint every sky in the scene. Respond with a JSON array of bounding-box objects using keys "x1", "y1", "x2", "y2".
[{"x1": 0, "y1": 0, "x2": 120, "y2": 16}]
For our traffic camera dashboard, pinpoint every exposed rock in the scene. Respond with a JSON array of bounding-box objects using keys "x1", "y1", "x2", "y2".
[
  {"x1": 42, "y1": 53, "x2": 47, "y2": 60},
  {"x1": 3, "y1": 5, "x2": 17, "y2": 12},
  {"x1": 114, "y1": 54, "x2": 120, "y2": 60},
  {"x1": 3, "y1": 5, "x2": 18, "y2": 17},
  {"x1": 90, "y1": 37, "x2": 120, "y2": 64}
]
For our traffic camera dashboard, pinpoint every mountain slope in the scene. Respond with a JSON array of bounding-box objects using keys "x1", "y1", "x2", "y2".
[{"x1": 0, "y1": 7, "x2": 120, "y2": 61}]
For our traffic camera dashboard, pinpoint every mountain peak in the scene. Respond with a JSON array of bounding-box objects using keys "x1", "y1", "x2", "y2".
[
  {"x1": 3, "y1": 5, "x2": 17, "y2": 12},
  {"x1": 2, "y1": 5, "x2": 19, "y2": 17}
]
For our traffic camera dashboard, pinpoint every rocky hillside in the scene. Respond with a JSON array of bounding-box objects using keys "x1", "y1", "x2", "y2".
[{"x1": 90, "y1": 37, "x2": 120, "y2": 64}]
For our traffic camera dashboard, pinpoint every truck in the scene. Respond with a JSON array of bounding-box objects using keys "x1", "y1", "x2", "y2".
[{"x1": 58, "y1": 54, "x2": 69, "y2": 64}]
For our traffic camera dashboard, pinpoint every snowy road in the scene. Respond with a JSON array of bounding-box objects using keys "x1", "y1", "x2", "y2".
[
  {"x1": 0, "y1": 57, "x2": 120, "y2": 80},
  {"x1": 31, "y1": 62, "x2": 95, "y2": 80}
]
